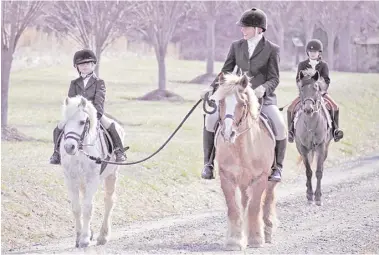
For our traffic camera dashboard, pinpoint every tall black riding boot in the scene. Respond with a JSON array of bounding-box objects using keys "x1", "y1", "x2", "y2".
[
  {"x1": 287, "y1": 111, "x2": 295, "y2": 143},
  {"x1": 107, "y1": 123, "x2": 127, "y2": 162},
  {"x1": 268, "y1": 139, "x2": 287, "y2": 182},
  {"x1": 49, "y1": 126, "x2": 63, "y2": 165},
  {"x1": 332, "y1": 109, "x2": 344, "y2": 142},
  {"x1": 201, "y1": 128, "x2": 216, "y2": 179}
]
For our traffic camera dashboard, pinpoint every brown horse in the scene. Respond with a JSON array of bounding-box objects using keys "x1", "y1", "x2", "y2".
[{"x1": 210, "y1": 73, "x2": 278, "y2": 250}]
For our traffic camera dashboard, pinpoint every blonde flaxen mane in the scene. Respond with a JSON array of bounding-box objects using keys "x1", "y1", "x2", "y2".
[{"x1": 211, "y1": 73, "x2": 259, "y2": 119}]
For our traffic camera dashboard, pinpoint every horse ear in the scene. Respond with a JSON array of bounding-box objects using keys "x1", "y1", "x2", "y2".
[
  {"x1": 312, "y1": 71, "x2": 320, "y2": 81},
  {"x1": 240, "y1": 73, "x2": 249, "y2": 88},
  {"x1": 79, "y1": 97, "x2": 86, "y2": 108},
  {"x1": 314, "y1": 81, "x2": 319, "y2": 91},
  {"x1": 218, "y1": 72, "x2": 225, "y2": 84}
]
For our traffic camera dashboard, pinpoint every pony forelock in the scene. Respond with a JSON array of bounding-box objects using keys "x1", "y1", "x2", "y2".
[{"x1": 62, "y1": 96, "x2": 98, "y2": 137}]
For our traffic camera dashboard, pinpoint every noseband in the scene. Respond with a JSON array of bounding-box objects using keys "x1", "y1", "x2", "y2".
[
  {"x1": 300, "y1": 82, "x2": 322, "y2": 113},
  {"x1": 64, "y1": 117, "x2": 90, "y2": 149},
  {"x1": 221, "y1": 99, "x2": 248, "y2": 127}
]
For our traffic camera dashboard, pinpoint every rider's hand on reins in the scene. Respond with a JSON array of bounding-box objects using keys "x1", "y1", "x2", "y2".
[
  {"x1": 254, "y1": 85, "x2": 266, "y2": 99},
  {"x1": 203, "y1": 91, "x2": 217, "y2": 114},
  {"x1": 200, "y1": 86, "x2": 213, "y2": 99}
]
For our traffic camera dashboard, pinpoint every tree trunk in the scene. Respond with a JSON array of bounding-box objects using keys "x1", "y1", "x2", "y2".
[
  {"x1": 95, "y1": 45, "x2": 101, "y2": 76},
  {"x1": 338, "y1": 25, "x2": 352, "y2": 71},
  {"x1": 156, "y1": 46, "x2": 166, "y2": 91},
  {"x1": 305, "y1": 22, "x2": 315, "y2": 43},
  {"x1": 206, "y1": 18, "x2": 216, "y2": 75},
  {"x1": 1, "y1": 50, "x2": 13, "y2": 128},
  {"x1": 327, "y1": 32, "x2": 335, "y2": 70},
  {"x1": 278, "y1": 28, "x2": 284, "y2": 53}
]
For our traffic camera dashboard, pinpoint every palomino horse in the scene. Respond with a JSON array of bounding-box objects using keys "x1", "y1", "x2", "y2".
[
  {"x1": 210, "y1": 73, "x2": 278, "y2": 250},
  {"x1": 294, "y1": 69, "x2": 332, "y2": 206},
  {"x1": 60, "y1": 95, "x2": 124, "y2": 248}
]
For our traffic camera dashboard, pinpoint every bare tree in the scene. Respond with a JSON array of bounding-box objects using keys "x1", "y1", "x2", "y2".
[
  {"x1": 45, "y1": 1, "x2": 135, "y2": 75},
  {"x1": 360, "y1": 1, "x2": 379, "y2": 33},
  {"x1": 265, "y1": 2, "x2": 296, "y2": 52},
  {"x1": 318, "y1": 1, "x2": 360, "y2": 70},
  {"x1": 1, "y1": 1, "x2": 45, "y2": 132},
  {"x1": 133, "y1": 1, "x2": 191, "y2": 100},
  {"x1": 189, "y1": 1, "x2": 231, "y2": 84},
  {"x1": 297, "y1": 1, "x2": 320, "y2": 43},
  {"x1": 202, "y1": 1, "x2": 226, "y2": 76}
]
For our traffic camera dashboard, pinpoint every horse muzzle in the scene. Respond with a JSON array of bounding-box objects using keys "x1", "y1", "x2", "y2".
[
  {"x1": 64, "y1": 142, "x2": 78, "y2": 155},
  {"x1": 221, "y1": 127, "x2": 236, "y2": 143},
  {"x1": 303, "y1": 106, "x2": 314, "y2": 115}
]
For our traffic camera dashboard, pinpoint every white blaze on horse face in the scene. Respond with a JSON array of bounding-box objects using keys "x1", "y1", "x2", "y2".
[
  {"x1": 63, "y1": 112, "x2": 87, "y2": 155},
  {"x1": 223, "y1": 93, "x2": 238, "y2": 142}
]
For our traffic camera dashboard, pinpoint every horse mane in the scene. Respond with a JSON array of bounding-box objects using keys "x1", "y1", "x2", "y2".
[
  {"x1": 62, "y1": 95, "x2": 98, "y2": 139},
  {"x1": 298, "y1": 68, "x2": 327, "y2": 91},
  {"x1": 211, "y1": 73, "x2": 259, "y2": 119}
]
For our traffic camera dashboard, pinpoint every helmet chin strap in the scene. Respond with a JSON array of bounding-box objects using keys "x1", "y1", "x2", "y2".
[
  {"x1": 251, "y1": 27, "x2": 263, "y2": 38},
  {"x1": 74, "y1": 62, "x2": 95, "y2": 76}
]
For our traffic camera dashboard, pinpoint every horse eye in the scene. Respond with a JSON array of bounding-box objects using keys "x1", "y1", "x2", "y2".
[{"x1": 79, "y1": 120, "x2": 86, "y2": 125}]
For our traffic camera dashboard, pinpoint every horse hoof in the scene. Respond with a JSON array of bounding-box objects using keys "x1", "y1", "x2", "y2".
[
  {"x1": 315, "y1": 200, "x2": 322, "y2": 206},
  {"x1": 265, "y1": 236, "x2": 272, "y2": 243},
  {"x1": 248, "y1": 239, "x2": 263, "y2": 248},
  {"x1": 79, "y1": 237, "x2": 90, "y2": 248},
  {"x1": 249, "y1": 242, "x2": 263, "y2": 248},
  {"x1": 225, "y1": 240, "x2": 244, "y2": 251},
  {"x1": 97, "y1": 236, "x2": 108, "y2": 246},
  {"x1": 225, "y1": 244, "x2": 242, "y2": 251},
  {"x1": 79, "y1": 241, "x2": 90, "y2": 248},
  {"x1": 75, "y1": 241, "x2": 79, "y2": 248},
  {"x1": 90, "y1": 229, "x2": 94, "y2": 241}
]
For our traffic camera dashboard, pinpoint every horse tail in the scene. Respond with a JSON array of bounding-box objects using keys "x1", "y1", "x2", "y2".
[
  {"x1": 296, "y1": 155, "x2": 303, "y2": 166},
  {"x1": 296, "y1": 152, "x2": 315, "y2": 166},
  {"x1": 309, "y1": 151, "x2": 315, "y2": 165}
]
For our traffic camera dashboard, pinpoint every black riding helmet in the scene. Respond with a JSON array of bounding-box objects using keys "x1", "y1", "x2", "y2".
[
  {"x1": 236, "y1": 8, "x2": 267, "y2": 32},
  {"x1": 73, "y1": 49, "x2": 97, "y2": 67},
  {"x1": 306, "y1": 39, "x2": 323, "y2": 52}
]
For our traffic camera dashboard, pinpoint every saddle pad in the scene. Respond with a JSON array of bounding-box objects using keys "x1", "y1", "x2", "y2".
[
  {"x1": 98, "y1": 128, "x2": 113, "y2": 157},
  {"x1": 259, "y1": 112, "x2": 276, "y2": 142}
]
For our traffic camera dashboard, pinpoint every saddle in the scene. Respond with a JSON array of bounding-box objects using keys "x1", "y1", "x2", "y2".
[
  {"x1": 259, "y1": 112, "x2": 276, "y2": 142},
  {"x1": 98, "y1": 124, "x2": 114, "y2": 155},
  {"x1": 98, "y1": 124, "x2": 114, "y2": 173}
]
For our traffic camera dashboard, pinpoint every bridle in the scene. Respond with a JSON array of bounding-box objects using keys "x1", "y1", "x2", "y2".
[
  {"x1": 63, "y1": 117, "x2": 91, "y2": 150},
  {"x1": 299, "y1": 82, "x2": 322, "y2": 114},
  {"x1": 219, "y1": 92, "x2": 255, "y2": 139}
]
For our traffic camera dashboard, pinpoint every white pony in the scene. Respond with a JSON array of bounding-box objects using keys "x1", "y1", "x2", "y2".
[{"x1": 60, "y1": 95, "x2": 124, "y2": 248}]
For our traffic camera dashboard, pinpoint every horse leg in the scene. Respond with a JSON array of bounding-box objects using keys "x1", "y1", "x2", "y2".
[
  {"x1": 247, "y1": 176, "x2": 266, "y2": 248},
  {"x1": 63, "y1": 176, "x2": 82, "y2": 248},
  {"x1": 79, "y1": 177, "x2": 100, "y2": 248},
  {"x1": 220, "y1": 173, "x2": 245, "y2": 251},
  {"x1": 303, "y1": 153, "x2": 314, "y2": 203},
  {"x1": 240, "y1": 185, "x2": 249, "y2": 247},
  {"x1": 97, "y1": 173, "x2": 117, "y2": 245},
  {"x1": 263, "y1": 181, "x2": 278, "y2": 244},
  {"x1": 315, "y1": 146, "x2": 326, "y2": 206}
]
